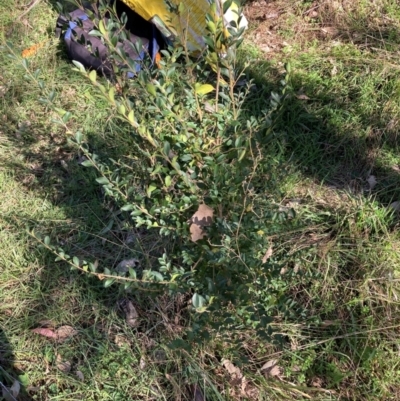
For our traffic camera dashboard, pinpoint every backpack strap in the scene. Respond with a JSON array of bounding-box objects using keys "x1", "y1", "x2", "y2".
[{"x1": 55, "y1": 14, "x2": 68, "y2": 39}]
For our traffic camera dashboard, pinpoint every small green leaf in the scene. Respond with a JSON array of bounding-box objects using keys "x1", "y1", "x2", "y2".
[
  {"x1": 96, "y1": 177, "x2": 110, "y2": 185},
  {"x1": 223, "y1": 0, "x2": 233, "y2": 14},
  {"x1": 72, "y1": 60, "x2": 85, "y2": 72},
  {"x1": 98, "y1": 20, "x2": 106, "y2": 35},
  {"x1": 152, "y1": 271, "x2": 164, "y2": 281},
  {"x1": 117, "y1": 104, "x2": 126, "y2": 116},
  {"x1": 238, "y1": 149, "x2": 246, "y2": 161},
  {"x1": 99, "y1": 219, "x2": 113, "y2": 235},
  {"x1": 73, "y1": 256, "x2": 80, "y2": 266},
  {"x1": 121, "y1": 204, "x2": 135, "y2": 211},
  {"x1": 44, "y1": 236, "x2": 50, "y2": 246},
  {"x1": 163, "y1": 141, "x2": 170, "y2": 156},
  {"x1": 18, "y1": 373, "x2": 29, "y2": 386},
  {"x1": 88, "y1": 29, "x2": 103, "y2": 37},
  {"x1": 55, "y1": 107, "x2": 67, "y2": 116},
  {"x1": 81, "y1": 160, "x2": 93, "y2": 167},
  {"x1": 108, "y1": 87, "x2": 115, "y2": 103},
  {"x1": 62, "y1": 112, "x2": 72, "y2": 123},
  {"x1": 147, "y1": 183, "x2": 157, "y2": 198},
  {"x1": 165, "y1": 176, "x2": 172, "y2": 187},
  {"x1": 192, "y1": 293, "x2": 206, "y2": 309},
  {"x1": 127, "y1": 110, "x2": 135, "y2": 124},
  {"x1": 88, "y1": 69, "x2": 97, "y2": 83},
  {"x1": 207, "y1": 21, "x2": 216, "y2": 33},
  {"x1": 146, "y1": 83, "x2": 157, "y2": 97},
  {"x1": 128, "y1": 268, "x2": 137, "y2": 279},
  {"x1": 195, "y1": 83, "x2": 215, "y2": 95},
  {"x1": 104, "y1": 278, "x2": 115, "y2": 288},
  {"x1": 75, "y1": 131, "x2": 83, "y2": 144},
  {"x1": 178, "y1": 2, "x2": 185, "y2": 14},
  {"x1": 131, "y1": 210, "x2": 143, "y2": 216}
]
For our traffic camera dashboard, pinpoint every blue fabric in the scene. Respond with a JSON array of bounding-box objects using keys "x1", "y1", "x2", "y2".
[
  {"x1": 63, "y1": 10, "x2": 160, "y2": 78},
  {"x1": 127, "y1": 25, "x2": 159, "y2": 76},
  {"x1": 149, "y1": 25, "x2": 160, "y2": 64},
  {"x1": 65, "y1": 13, "x2": 89, "y2": 40}
]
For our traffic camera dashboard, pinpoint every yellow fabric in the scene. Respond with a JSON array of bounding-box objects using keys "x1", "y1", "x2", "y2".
[
  {"x1": 119, "y1": 0, "x2": 246, "y2": 53},
  {"x1": 121, "y1": 0, "x2": 176, "y2": 22}
]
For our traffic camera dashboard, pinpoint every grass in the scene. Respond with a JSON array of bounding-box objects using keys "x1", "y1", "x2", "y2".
[{"x1": 1, "y1": 0, "x2": 400, "y2": 400}]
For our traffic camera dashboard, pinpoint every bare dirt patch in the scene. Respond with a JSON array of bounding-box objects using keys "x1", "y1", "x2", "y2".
[
  {"x1": 244, "y1": 0, "x2": 287, "y2": 57},
  {"x1": 244, "y1": 0, "x2": 400, "y2": 56}
]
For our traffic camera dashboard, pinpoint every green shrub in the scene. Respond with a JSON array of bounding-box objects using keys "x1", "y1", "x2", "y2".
[{"x1": 12, "y1": 0, "x2": 298, "y2": 345}]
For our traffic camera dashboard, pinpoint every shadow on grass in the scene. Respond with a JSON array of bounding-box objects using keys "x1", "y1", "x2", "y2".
[
  {"x1": 0, "y1": 329, "x2": 33, "y2": 401},
  {"x1": 247, "y1": 53, "x2": 400, "y2": 207}
]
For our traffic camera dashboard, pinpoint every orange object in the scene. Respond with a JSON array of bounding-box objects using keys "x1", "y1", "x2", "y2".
[
  {"x1": 21, "y1": 41, "x2": 46, "y2": 58},
  {"x1": 155, "y1": 52, "x2": 161, "y2": 68}
]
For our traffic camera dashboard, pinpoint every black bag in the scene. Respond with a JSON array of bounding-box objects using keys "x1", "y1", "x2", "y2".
[{"x1": 55, "y1": 1, "x2": 163, "y2": 77}]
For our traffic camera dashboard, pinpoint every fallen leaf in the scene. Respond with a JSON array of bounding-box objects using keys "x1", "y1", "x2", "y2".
[
  {"x1": 26, "y1": 386, "x2": 40, "y2": 393},
  {"x1": 0, "y1": 86, "x2": 7, "y2": 97},
  {"x1": 261, "y1": 359, "x2": 282, "y2": 377},
  {"x1": 263, "y1": 12, "x2": 279, "y2": 19},
  {"x1": 260, "y1": 45, "x2": 271, "y2": 52},
  {"x1": 32, "y1": 327, "x2": 57, "y2": 339},
  {"x1": 222, "y1": 360, "x2": 259, "y2": 398},
  {"x1": 118, "y1": 299, "x2": 139, "y2": 328},
  {"x1": 190, "y1": 204, "x2": 214, "y2": 242},
  {"x1": 116, "y1": 258, "x2": 140, "y2": 273},
  {"x1": 239, "y1": 378, "x2": 260, "y2": 398},
  {"x1": 139, "y1": 357, "x2": 146, "y2": 370},
  {"x1": 262, "y1": 245, "x2": 273, "y2": 263},
  {"x1": 266, "y1": 365, "x2": 281, "y2": 377},
  {"x1": 56, "y1": 354, "x2": 71, "y2": 373},
  {"x1": 261, "y1": 359, "x2": 277, "y2": 370},
  {"x1": 320, "y1": 26, "x2": 339, "y2": 36},
  {"x1": 55, "y1": 326, "x2": 78, "y2": 343},
  {"x1": 222, "y1": 359, "x2": 243, "y2": 382},
  {"x1": 311, "y1": 376, "x2": 323, "y2": 387},
  {"x1": 114, "y1": 334, "x2": 130, "y2": 347},
  {"x1": 190, "y1": 224, "x2": 204, "y2": 242},
  {"x1": 295, "y1": 93, "x2": 310, "y2": 100},
  {"x1": 391, "y1": 164, "x2": 400, "y2": 173},
  {"x1": 367, "y1": 175, "x2": 377, "y2": 190},
  {"x1": 76, "y1": 370, "x2": 84, "y2": 381},
  {"x1": 33, "y1": 325, "x2": 78, "y2": 342}
]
